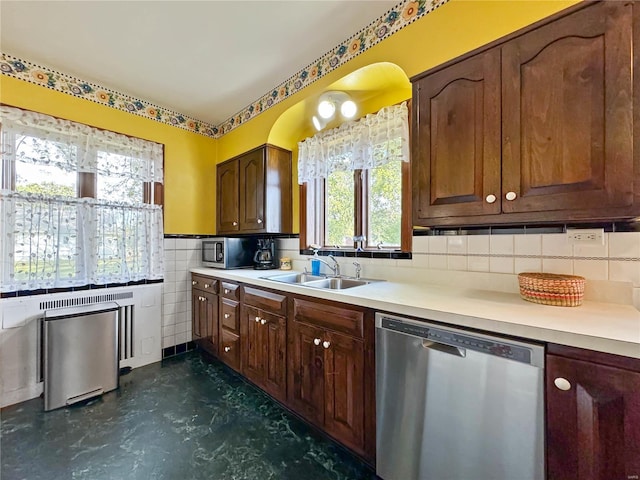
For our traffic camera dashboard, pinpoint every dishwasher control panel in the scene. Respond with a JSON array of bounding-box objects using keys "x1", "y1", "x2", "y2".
[{"x1": 380, "y1": 316, "x2": 533, "y2": 364}]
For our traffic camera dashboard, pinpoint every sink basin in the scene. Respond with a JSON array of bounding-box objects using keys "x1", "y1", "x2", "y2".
[
  {"x1": 263, "y1": 273, "x2": 326, "y2": 284},
  {"x1": 303, "y1": 277, "x2": 373, "y2": 290}
]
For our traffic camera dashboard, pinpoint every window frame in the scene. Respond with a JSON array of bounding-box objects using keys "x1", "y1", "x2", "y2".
[{"x1": 299, "y1": 101, "x2": 412, "y2": 254}]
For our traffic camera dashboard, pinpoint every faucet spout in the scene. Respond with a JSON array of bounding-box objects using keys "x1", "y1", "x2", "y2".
[{"x1": 308, "y1": 255, "x2": 340, "y2": 277}]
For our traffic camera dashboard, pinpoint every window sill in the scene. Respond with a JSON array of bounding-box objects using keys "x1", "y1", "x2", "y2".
[{"x1": 300, "y1": 248, "x2": 411, "y2": 260}]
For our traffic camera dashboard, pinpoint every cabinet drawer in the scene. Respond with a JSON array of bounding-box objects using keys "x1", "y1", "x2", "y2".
[
  {"x1": 220, "y1": 298, "x2": 239, "y2": 333},
  {"x1": 221, "y1": 282, "x2": 240, "y2": 300},
  {"x1": 243, "y1": 286, "x2": 287, "y2": 315},
  {"x1": 292, "y1": 298, "x2": 364, "y2": 340},
  {"x1": 220, "y1": 329, "x2": 241, "y2": 371},
  {"x1": 191, "y1": 274, "x2": 217, "y2": 293}
]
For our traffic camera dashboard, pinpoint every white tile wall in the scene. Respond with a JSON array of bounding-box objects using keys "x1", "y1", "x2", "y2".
[
  {"x1": 162, "y1": 237, "x2": 202, "y2": 349},
  {"x1": 164, "y1": 232, "x2": 639, "y2": 344}
]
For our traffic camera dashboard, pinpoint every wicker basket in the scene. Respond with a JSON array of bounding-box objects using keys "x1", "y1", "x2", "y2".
[{"x1": 518, "y1": 272, "x2": 585, "y2": 307}]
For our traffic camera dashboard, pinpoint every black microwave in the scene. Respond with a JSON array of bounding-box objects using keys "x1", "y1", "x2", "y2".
[{"x1": 201, "y1": 237, "x2": 257, "y2": 269}]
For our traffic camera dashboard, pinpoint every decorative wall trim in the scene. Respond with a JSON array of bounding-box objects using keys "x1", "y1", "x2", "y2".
[
  {"x1": 0, "y1": 52, "x2": 217, "y2": 137},
  {"x1": 0, "y1": 0, "x2": 449, "y2": 139}
]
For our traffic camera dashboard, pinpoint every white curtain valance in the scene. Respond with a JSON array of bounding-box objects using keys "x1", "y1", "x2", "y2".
[
  {"x1": 297, "y1": 101, "x2": 409, "y2": 184},
  {"x1": 0, "y1": 105, "x2": 163, "y2": 183}
]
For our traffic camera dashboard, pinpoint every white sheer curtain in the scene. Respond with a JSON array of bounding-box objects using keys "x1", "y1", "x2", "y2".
[
  {"x1": 0, "y1": 106, "x2": 164, "y2": 292},
  {"x1": 297, "y1": 101, "x2": 409, "y2": 184}
]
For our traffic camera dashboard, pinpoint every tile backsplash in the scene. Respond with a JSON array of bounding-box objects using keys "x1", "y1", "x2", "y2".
[{"x1": 161, "y1": 232, "x2": 640, "y2": 349}]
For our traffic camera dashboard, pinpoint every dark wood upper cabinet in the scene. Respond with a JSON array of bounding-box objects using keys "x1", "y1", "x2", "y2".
[
  {"x1": 412, "y1": 1, "x2": 639, "y2": 227},
  {"x1": 413, "y1": 48, "x2": 501, "y2": 221},
  {"x1": 216, "y1": 144, "x2": 292, "y2": 235},
  {"x1": 546, "y1": 346, "x2": 640, "y2": 480},
  {"x1": 216, "y1": 160, "x2": 239, "y2": 233}
]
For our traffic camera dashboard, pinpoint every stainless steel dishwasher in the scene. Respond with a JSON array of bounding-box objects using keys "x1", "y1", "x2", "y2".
[
  {"x1": 376, "y1": 312, "x2": 545, "y2": 480},
  {"x1": 43, "y1": 304, "x2": 119, "y2": 411}
]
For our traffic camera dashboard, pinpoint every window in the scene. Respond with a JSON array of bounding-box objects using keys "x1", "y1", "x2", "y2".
[
  {"x1": 299, "y1": 102, "x2": 410, "y2": 251},
  {"x1": 0, "y1": 106, "x2": 164, "y2": 293}
]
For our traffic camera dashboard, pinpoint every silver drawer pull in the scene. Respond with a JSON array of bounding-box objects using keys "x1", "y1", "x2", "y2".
[
  {"x1": 204, "y1": 283, "x2": 209, "y2": 288},
  {"x1": 485, "y1": 194, "x2": 497, "y2": 204},
  {"x1": 260, "y1": 319, "x2": 267, "y2": 325},
  {"x1": 232, "y1": 221, "x2": 238, "y2": 226},
  {"x1": 192, "y1": 280, "x2": 197, "y2": 286},
  {"x1": 554, "y1": 377, "x2": 571, "y2": 391},
  {"x1": 313, "y1": 338, "x2": 321, "y2": 346},
  {"x1": 224, "y1": 289, "x2": 230, "y2": 294},
  {"x1": 322, "y1": 341, "x2": 331, "y2": 349},
  {"x1": 257, "y1": 218, "x2": 263, "y2": 224},
  {"x1": 225, "y1": 313, "x2": 230, "y2": 319},
  {"x1": 255, "y1": 316, "x2": 260, "y2": 323},
  {"x1": 505, "y1": 191, "x2": 517, "y2": 201},
  {"x1": 224, "y1": 346, "x2": 231, "y2": 353}
]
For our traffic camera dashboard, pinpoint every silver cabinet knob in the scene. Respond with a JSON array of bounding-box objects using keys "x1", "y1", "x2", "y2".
[
  {"x1": 313, "y1": 338, "x2": 321, "y2": 346},
  {"x1": 554, "y1": 377, "x2": 572, "y2": 391},
  {"x1": 257, "y1": 218, "x2": 263, "y2": 224},
  {"x1": 255, "y1": 316, "x2": 260, "y2": 323},
  {"x1": 201, "y1": 296, "x2": 206, "y2": 302},
  {"x1": 322, "y1": 341, "x2": 331, "y2": 349},
  {"x1": 204, "y1": 283, "x2": 209, "y2": 288},
  {"x1": 485, "y1": 194, "x2": 497, "y2": 204},
  {"x1": 232, "y1": 221, "x2": 238, "y2": 226},
  {"x1": 224, "y1": 313, "x2": 230, "y2": 319},
  {"x1": 505, "y1": 191, "x2": 517, "y2": 201},
  {"x1": 224, "y1": 289, "x2": 229, "y2": 294},
  {"x1": 260, "y1": 319, "x2": 267, "y2": 325},
  {"x1": 192, "y1": 280, "x2": 197, "y2": 286},
  {"x1": 224, "y1": 346, "x2": 231, "y2": 353}
]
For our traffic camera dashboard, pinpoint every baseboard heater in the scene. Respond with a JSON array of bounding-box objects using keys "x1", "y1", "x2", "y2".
[{"x1": 43, "y1": 303, "x2": 120, "y2": 411}]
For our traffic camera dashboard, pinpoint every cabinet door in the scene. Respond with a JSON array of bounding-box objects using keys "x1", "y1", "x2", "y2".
[
  {"x1": 203, "y1": 292, "x2": 218, "y2": 354},
  {"x1": 191, "y1": 289, "x2": 205, "y2": 339},
  {"x1": 323, "y1": 331, "x2": 366, "y2": 456},
  {"x1": 242, "y1": 305, "x2": 264, "y2": 385},
  {"x1": 502, "y1": 2, "x2": 633, "y2": 217},
  {"x1": 239, "y1": 149, "x2": 265, "y2": 232},
  {"x1": 288, "y1": 322, "x2": 325, "y2": 426},
  {"x1": 413, "y1": 48, "x2": 501, "y2": 223},
  {"x1": 547, "y1": 355, "x2": 640, "y2": 480},
  {"x1": 262, "y1": 311, "x2": 287, "y2": 402},
  {"x1": 217, "y1": 160, "x2": 239, "y2": 233}
]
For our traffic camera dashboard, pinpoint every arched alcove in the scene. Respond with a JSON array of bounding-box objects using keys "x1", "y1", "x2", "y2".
[{"x1": 267, "y1": 62, "x2": 411, "y2": 232}]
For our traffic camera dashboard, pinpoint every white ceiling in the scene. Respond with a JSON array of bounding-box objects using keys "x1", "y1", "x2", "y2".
[{"x1": 0, "y1": 1, "x2": 399, "y2": 126}]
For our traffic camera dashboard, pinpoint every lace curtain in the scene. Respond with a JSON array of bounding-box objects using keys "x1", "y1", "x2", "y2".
[
  {"x1": 0, "y1": 106, "x2": 164, "y2": 292},
  {"x1": 297, "y1": 101, "x2": 409, "y2": 184}
]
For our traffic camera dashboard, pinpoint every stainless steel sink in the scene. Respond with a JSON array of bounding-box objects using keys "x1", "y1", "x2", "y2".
[
  {"x1": 302, "y1": 277, "x2": 374, "y2": 290},
  {"x1": 263, "y1": 272, "x2": 382, "y2": 290},
  {"x1": 262, "y1": 273, "x2": 326, "y2": 284}
]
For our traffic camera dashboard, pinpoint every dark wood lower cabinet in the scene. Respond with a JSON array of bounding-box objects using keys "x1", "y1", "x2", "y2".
[
  {"x1": 241, "y1": 305, "x2": 287, "y2": 403},
  {"x1": 546, "y1": 349, "x2": 640, "y2": 480},
  {"x1": 192, "y1": 288, "x2": 218, "y2": 357},
  {"x1": 288, "y1": 296, "x2": 373, "y2": 461}
]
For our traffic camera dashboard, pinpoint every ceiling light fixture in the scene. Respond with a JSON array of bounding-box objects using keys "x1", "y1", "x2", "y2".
[
  {"x1": 316, "y1": 91, "x2": 357, "y2": 125},
  {"x1": 312, "y1": 115, "x2": 326, "y2": 131}
]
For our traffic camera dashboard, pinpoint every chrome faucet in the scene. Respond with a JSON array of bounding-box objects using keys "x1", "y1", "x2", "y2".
[
  {"x1": 353, "y1": 261, "x2": 361, "y2": 279},
  {"x1": 309, "y1": 255, "x2": 341, "y2": 277}
]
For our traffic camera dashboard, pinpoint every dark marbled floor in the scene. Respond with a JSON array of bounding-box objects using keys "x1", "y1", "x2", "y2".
[{"x1": 1, "y1": 352, "x2": 376, "y2": 480}]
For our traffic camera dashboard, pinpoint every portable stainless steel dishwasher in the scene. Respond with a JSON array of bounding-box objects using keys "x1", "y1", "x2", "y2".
[
  {"x1": 43, "y1": 304, "x2": 119, "y2": 411},
  {"x1": 375, "y1": 312, "x2": 545, "y2": 480}
]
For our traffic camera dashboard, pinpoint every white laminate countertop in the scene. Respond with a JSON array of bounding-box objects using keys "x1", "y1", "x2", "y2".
[{"x1": 190, "y1": 267, "x2": 640, "y2": 359}]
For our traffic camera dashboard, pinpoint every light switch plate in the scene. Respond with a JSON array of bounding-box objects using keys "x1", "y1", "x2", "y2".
[{"x1": 567, "y1": 228, "x2": 605, "y2": 245}]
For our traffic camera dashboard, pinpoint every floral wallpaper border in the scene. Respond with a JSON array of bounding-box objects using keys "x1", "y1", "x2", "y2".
[{"x1": 0, "y1": 0, "x2": 448, "y2": 139}]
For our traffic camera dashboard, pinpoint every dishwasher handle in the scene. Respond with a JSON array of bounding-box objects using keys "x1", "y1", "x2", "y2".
[{"x1": 422, "y1": 339, "x2": 466, "y2": 357}]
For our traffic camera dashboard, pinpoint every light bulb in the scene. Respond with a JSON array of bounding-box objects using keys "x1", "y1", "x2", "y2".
[
  {"x1": 318, "y1": 100, "x2": 336, "y2": 119},
  {"x1": 312, "y1": 115, "x2": 323, "y2": 131},
  {"x1": 340, "y1": 100, "x2": 357, "y2": 118}
]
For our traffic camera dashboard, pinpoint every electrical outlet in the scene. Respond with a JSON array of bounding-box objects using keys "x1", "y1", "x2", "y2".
[{"x1": 566, "y1": 228, "x2": 605, "y2": 245}]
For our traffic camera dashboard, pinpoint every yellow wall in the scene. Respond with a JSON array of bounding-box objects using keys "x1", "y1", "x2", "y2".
[
  {"x1": 1, "y1": 0, "x2": 580, "y2": 234},
  {"x1": 0, "y1": 75, "x2": 218, "y2": 235}
]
